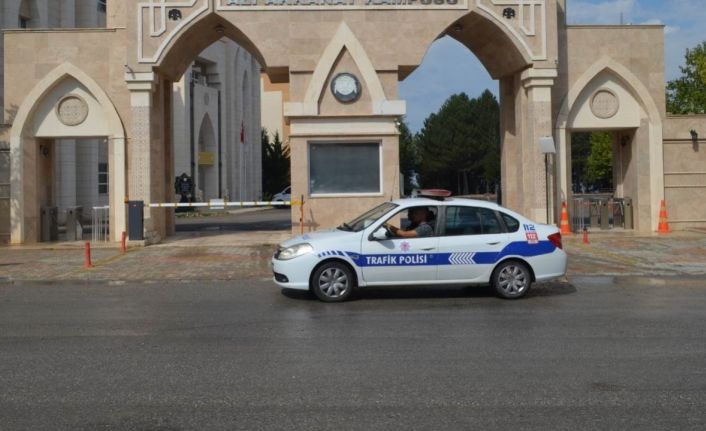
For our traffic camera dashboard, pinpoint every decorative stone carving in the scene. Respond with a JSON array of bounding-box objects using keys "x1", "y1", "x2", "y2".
[
  {"x1": 502, "y1": 8, "x2": 516, "y2": 19},
  {"x1": 138, "y1": 0, "x2": 210, "y2": 63},
  {"x1": 591, "y1": 89, "x2": 620, "y2": 119},
  {"x1": 477, "y1": 0, "x2": 547, "y2": 61},
  {"x1": 168, "y1": 9, "x2": 182, "y2": 20},
  {"x1": 56, "y1": 95, "x2": 89, "y2": 126}
]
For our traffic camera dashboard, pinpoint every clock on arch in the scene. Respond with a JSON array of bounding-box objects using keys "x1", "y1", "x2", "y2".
[{"x1": 330, "y1": 73, "x2": 362, "y2": 103}]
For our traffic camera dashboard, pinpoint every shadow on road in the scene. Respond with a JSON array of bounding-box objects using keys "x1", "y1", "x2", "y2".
[
  {"x1": 175, "y1": 209, "x2": 292, "y2": 233},
  {"x1": 281, "y1": 281, "x2": 576, "y2": 302}
]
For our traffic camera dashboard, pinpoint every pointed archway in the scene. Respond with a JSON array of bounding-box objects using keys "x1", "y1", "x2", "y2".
[
  {"x1": 10, "y1": 62, "x2": 126, "y2": 243},
  {"x1": 555, "y1": 57, "x2": 664, "y2": 231}
]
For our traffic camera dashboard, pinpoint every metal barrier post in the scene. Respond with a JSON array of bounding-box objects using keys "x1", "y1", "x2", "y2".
[
  {"x1": 128, "y1": 201, "x2": 144, "y2": 241},
  {"x1": 91, "y1": 206, "x2": 110, "y2": 242},
  {"x1": 624, "y1": 198, "x2": 633, "y2": 230},
  {"x1": 120, "y1": 231, "x2": 127, "y2": 254},
  {"x1": 590, "y1": 200, "x2": 599, "y2": 228},
  {"x1": 84, "y1": 241, "x2": 93, "y2": 268},
  {"x1": 92, "y1": 208, "x2": 97, "y2": 242},
  {"x1": 300, "y1": 194, "x2": 305, "y2": 235},
  {"x1": 41, "y1": 206, "x2": 58, "y2": 242},
  {"x1": 600, "y1": 201, "x2": 609, "y2": 230},
  {"x1": 613, "y1": 199, "x2": 623, "y2": 228}
]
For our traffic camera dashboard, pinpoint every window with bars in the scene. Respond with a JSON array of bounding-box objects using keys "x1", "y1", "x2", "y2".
[{"x1": 98, "y1": 163, "x2": 109, "y2": 194}]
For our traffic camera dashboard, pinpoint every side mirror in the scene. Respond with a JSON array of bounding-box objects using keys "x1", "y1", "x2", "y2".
[{"x1": 370, "y1": 227, "x2": 388, "y2": 241}]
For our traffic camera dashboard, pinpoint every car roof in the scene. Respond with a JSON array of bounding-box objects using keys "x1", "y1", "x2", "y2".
[{"x1": 392, "y1": 197, "x2": 501, "y2": 209}]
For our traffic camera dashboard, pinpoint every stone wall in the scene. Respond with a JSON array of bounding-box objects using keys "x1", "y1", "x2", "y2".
[
  {"x1": 3, "y1": 28, "x2": 130, "y2": 135},
  {"x1": 557, "y1": 25, "x2": 666, "y2": 121},
  {"x1": 663, "y1": 116, "x2": 706, "y2": 230},
  {"x1": 556, "y1": 25, "x2": 666, "y2": 231}
]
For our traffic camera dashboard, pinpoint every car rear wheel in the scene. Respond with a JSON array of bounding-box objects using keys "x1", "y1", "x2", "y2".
[
  {"x1": 311, "y1": 262, "x2": 354, "y2": 302},
  {"x1": 491, "y1": 260, "x2": 532, "y2": 299}
]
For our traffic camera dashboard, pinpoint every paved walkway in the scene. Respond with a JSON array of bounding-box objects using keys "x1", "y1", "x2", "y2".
[
  {"x1": 0, "y1": 230, "x2": 704, "y2": 283},
  {"x1": 564, "y1": 231, "x2": 706, "y2": 276}
]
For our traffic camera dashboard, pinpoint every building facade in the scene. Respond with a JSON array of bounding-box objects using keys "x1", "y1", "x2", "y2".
[
  {"x1": 0, "y1": 1, "x2": 261, "y2": 244},
  {"x1": 172, "y1": 40, "x2": 261, "y2": 204},
  {"x1": 1, "y1": 0, "x2": 705, "y2": 245},
  {"x1": 0, "y1": 0, "x2": 108, "y2": 242}
]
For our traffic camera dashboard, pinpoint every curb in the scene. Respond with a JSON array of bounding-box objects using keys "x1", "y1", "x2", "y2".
[{"x1": 0, "y1": 276, "x2": 272, "y2": 287}]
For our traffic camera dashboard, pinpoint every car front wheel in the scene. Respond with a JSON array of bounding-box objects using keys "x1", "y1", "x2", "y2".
[
  {"x1": 491, "y1": 260, "x2": 532, "y2": 299},
  {"x1": 311, "y1": 262, "x2": 355, "y2": 302}
]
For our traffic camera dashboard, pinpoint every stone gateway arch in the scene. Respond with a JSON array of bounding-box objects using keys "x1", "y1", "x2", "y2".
[{"x1": 3, "y1": 0, "x2": 700, "y2": 244}]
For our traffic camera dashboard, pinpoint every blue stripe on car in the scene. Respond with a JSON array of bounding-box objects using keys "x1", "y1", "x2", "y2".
[{"x1": 338, "y1": 241, "x2": 556, "y2": 267}]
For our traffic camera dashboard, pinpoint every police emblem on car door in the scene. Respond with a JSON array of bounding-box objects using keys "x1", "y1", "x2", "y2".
[{"x1": 359, "y1": 206, "x2": 440, "y2": 283}]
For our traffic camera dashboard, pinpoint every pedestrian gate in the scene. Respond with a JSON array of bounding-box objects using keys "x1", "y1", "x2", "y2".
[{"x1": 570, "y1": 195, "x2": 633, "y2": 232}]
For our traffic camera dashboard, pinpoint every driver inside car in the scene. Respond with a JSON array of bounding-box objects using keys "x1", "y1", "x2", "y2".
[{"x1": 384, "y1": 207, "x2": 434, "y2": 238}]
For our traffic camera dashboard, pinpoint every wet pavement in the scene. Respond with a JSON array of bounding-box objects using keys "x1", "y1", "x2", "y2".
[{"x1": 1, "y1": 277, "x2": 705, "y2": 430}]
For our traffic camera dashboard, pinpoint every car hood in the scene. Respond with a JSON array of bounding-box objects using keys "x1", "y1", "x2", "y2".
[{"x1": 279, "y1": 229, "x2": 359, "y2": 249}]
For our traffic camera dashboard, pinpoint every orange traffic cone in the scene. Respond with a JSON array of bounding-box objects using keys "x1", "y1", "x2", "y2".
[
  {"x1": 560, "y1": 202, "x2": 572, "y2": 235},
  {"x1": 657, "y1": 200, "x2": 671, "y2": 234},
  {"x1": 582, "y1": 228, "x2": 589, "y2": 244}
]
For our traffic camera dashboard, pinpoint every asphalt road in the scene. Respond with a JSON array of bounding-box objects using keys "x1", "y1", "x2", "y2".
[
  {"x1": 175, "y1": 208, "x2": 291, "y2": 232},
  {"x1": 1, "y1": 277, "x2": 705, "y2": 430}
]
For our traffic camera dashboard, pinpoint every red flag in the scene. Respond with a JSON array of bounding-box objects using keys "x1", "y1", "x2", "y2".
[{"x1": 240, "y1": 122, "x2": 245, "y2": 144}]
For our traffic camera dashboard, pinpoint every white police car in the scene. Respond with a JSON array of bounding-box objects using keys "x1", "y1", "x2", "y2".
[{"x1": 272, "y1": 194, "x2": 567, "y2": 302}]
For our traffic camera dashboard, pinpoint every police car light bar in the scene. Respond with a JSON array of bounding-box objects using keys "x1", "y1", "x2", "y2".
[{"x1": 417, "y1": 189, "x2": 452, "y2": 200}]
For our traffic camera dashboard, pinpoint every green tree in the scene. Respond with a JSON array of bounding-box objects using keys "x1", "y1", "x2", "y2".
[
  {"x1": 667, "y1": 41, "x2": 706, "y2": 114},
  {"x1": 398, "y1": 118, "x2": 419, "y2": 193},
  {"x1": 571, "y1": 132, "x2": 592, "y2": 189},
  {"x1": 416, "y1": 90, "x2": 500, "y2": 195},
  {"x1": 585, "y1": 132, "x2": 613, "y2": 191},
  {"x1": 261, "y1": 129, "x2": 290, "y2": 199}
]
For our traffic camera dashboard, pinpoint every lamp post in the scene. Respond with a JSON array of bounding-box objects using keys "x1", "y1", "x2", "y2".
[{"x1": 539, "y1": 136, "x2": 557, "y2": 224}]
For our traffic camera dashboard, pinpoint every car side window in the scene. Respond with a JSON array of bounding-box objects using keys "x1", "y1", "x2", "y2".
[
  {"x1": 385, "y1": 206, "x2": 439, "y2": 238},
  {"x1": 500, "y1": 212, "x2": 520, "y2": 233},
  {"x1": 444, "y1": 206, "x2": 503, "y2": 236}
]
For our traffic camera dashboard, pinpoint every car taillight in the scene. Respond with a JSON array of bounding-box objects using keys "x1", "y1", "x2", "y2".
[{"x1": 548, "y1": 232, "x2": 563, "y2": 250}]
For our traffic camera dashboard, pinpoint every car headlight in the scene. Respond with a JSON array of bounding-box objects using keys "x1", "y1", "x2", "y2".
[{"x1": 276, "y1": 243, "x2": 313, "y2": 260}]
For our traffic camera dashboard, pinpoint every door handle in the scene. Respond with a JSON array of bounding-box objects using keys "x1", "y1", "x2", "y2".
[
  {"x1": 486, "y1": 242, "x2": 501, "y2": 245},
  {"x1": 421, "y1": 247, "x2": 436, "y2": 251}
]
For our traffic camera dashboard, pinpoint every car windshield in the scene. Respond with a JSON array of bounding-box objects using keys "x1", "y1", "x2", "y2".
[{"x1": 338, "y1": 202, "x2": 398, "y2": 232}]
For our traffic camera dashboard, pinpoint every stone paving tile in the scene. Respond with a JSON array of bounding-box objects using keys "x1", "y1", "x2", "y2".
[
  {"x1": 69, "y1": 245, "x2": 277, "y2": 282},
  {"x1": 0, "y1": 245, "x2": 276, "y2": 283},
  {"x1": 0, "y1": 232, "x2": 704, "y2": 283},
  {"x1": 0, "y1": 248, "x2": 117, "y2": 281},
  {"x1": 564, "y1": 232, "x2": 706, "y2": 276},
  {"x1": 160, "y1": 231, "x2": 291, "y2": 247}
]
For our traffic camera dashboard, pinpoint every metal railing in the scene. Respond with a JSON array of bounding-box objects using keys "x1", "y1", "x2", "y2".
[
  {"x1": 570, "y1": 195, "x2": 633, "y2": 232},
  {"x1": 92, "y1": 206, "x2": 110, "y2": 242}
]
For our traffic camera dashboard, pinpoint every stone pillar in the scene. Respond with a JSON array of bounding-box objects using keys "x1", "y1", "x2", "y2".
[
  {"x1": 554, "y1": 127, "x2": 570, "y2": 208},
  {"x1": 521, "y1": 68, "x2": 558, "y2": 224},
  {"x1": 10, "y1": 136, "x2": 39, "y2": 244},
  {"x1": 125, "y1": 72, "x2": 162, "y2": 243},
  {"x1": 499, "y1": 75, "x2": 521, "y2": 212},
  {"x1": 109, "y1": 135, "x2": 127, "y2": 242},
  {"x1": 54, "y1": 139, "x2": 77, "y2": 223}
]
